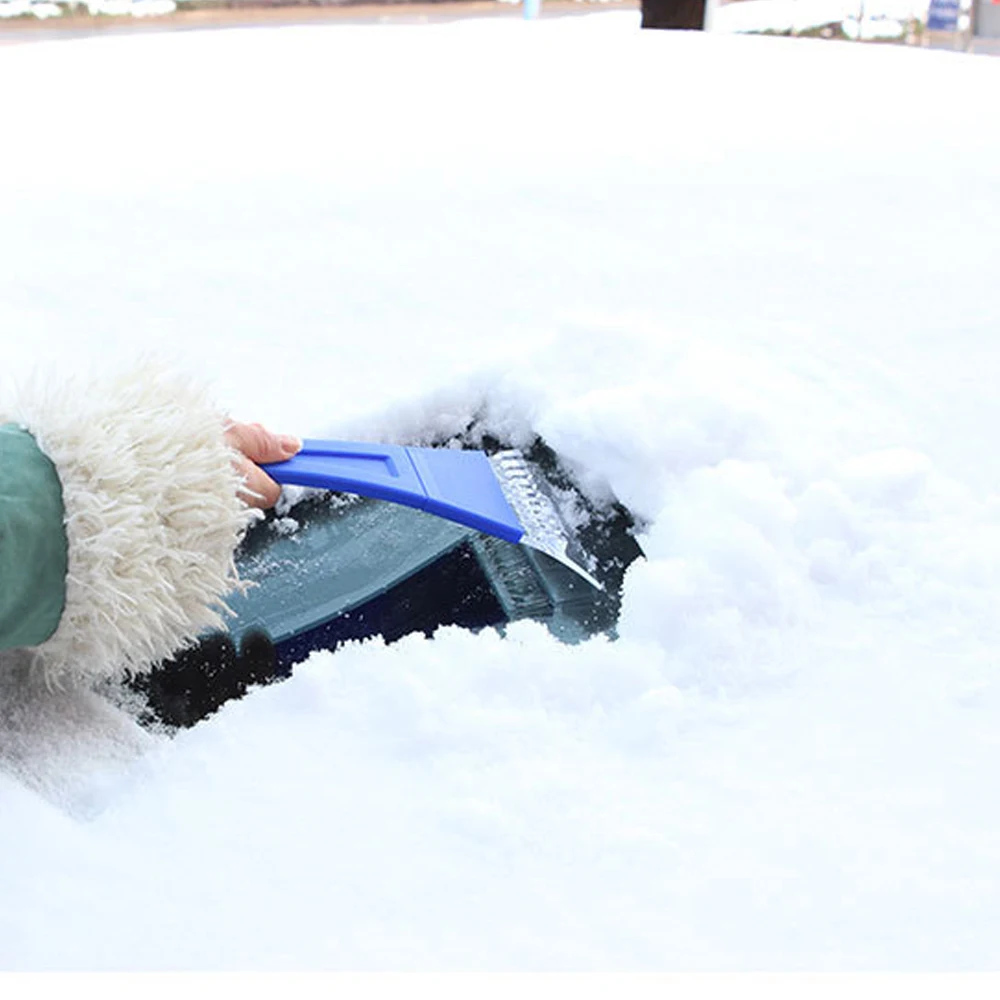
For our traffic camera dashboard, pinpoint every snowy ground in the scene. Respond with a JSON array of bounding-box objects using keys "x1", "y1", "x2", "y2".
[{"x1": 2, "y1": 11, "x2": 1000, "y2": 970}]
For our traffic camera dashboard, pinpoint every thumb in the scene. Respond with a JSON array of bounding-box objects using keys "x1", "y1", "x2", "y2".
[{"x1": 225, "y1": 422, "x2": 302, "y2": 465}]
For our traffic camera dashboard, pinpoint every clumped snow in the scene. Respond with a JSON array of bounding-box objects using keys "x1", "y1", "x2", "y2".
[{"x1": 2, "y1": 12, "x2": 1000, "y2": 970}]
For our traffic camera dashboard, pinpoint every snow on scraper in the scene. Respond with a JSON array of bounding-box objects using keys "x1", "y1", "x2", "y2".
[{"x1": 131, "y1": 440, "x2": 642, "y2": 729}]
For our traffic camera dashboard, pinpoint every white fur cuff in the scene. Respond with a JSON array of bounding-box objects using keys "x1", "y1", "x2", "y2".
[{"x1": 4, "y1": 366, "x2": 254, "y2": 688}]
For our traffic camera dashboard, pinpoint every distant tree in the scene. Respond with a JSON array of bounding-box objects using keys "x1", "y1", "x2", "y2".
[{"x1": 641, "y1": 0, "x2": 707, "y2": 29}]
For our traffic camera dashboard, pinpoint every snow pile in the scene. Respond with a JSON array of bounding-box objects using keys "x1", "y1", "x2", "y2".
[
  {"x1": 840, "y1": 16, "x2": 908, "y2": 40},
  {"x1": 0, "y1": 0, "x2": 176, "y2": 18},
  {"x1": 0, "y1": 0, "x2": 61, "y2": 18},
  {"x1": 713, "y1": 0, "x2": 925, "y2": 35},
  {"x1": 86, "y1": 0, "x2": 177, "y2": 16},
  {"x1": 2, "y1": 13, "x2": 1000, "y2": 969}
]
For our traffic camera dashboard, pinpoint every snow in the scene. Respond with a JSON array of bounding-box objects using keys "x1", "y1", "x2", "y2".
[
  {"x1": 712, "y1": 0, "x2": 926, "y2": 36},
  {"x1": 0, "y1": 0, "x2": 177, "y2": 17},
  {"x1": 3, "y1": 10, "x2": 1000, "y2": 970},
  {"x1": 0, "y1": 1, "x2": 61, "y2": 18}
]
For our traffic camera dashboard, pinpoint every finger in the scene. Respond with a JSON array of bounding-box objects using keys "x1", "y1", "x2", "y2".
[
  {"x1": 225, "y1": 422, "x2": 302, "y2": 465},
  {"x1": 234, "y1": 455, "x2": 283, "y2": 510}
]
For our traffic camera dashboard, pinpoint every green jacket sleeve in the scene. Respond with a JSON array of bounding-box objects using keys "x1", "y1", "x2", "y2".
[{"x1": 0, "y1": 423, "x2": 68, "y2": 651}]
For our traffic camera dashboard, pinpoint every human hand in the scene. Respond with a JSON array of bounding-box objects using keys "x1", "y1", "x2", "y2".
[{"x1": 224, "y1": 421, "x2": 302, "y2": 510}]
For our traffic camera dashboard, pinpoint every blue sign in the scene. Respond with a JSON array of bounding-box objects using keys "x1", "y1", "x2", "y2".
[{"x1": 927, "y1": 0, "x2": 960, "y2": 30}]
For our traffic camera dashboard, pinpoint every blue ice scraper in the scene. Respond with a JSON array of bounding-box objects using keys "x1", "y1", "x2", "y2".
[{"x1": 261, "y1": 439, "x2": 602, "y2": 590}]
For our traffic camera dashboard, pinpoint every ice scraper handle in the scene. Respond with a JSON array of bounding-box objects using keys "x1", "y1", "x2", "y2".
[{"x1": 260, "y1": 439, "x2": 526, "y2": 544}]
